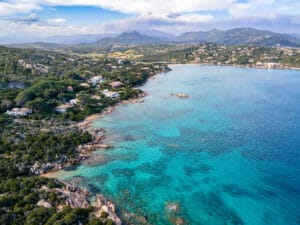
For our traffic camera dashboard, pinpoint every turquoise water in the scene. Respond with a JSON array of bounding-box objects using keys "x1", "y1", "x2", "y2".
[{"x1": 56, "y1": 65, "x2": 300, "y2": 225}]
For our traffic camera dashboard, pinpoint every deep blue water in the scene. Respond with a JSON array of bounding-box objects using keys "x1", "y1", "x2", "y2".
[{"x1": 55, "y1": 65, "x2": 300, "y2": 225}]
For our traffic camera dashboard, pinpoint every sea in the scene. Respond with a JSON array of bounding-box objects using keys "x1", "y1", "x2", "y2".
[{"x1": 54, "y1": 65, "x2": 300, "y2": 225}]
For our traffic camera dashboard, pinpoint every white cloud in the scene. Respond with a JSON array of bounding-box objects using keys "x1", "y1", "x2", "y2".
[
  {"x1": 0, "y1": 1, "x2": 40, "y2": 15},
  {"x1": 0, "y1": 0, "x2": 300, "y2": 39},
  {"x1": 1, "y1": 0, "x2": 232, "y2": 16},
  {"x1": 229, "y1": 0, "x2": 300, "y2": 18},
  {"x1": 47, "y1": 18, "x2": 66, "y2": 24},
  {"x1": 0, "y1": 20, "x2": 91, "y2": 39},
  {"x1": 1, "y1": 0, "x2": 300, "y2": 18}
]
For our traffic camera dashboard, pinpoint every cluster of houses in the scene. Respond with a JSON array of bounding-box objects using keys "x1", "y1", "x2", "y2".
[
  {"x1": 191, "y1": 44, "x2": 299, "y2": 68},
  {"x1": 54, "y1": 78, "x2": 124, "y2": 114},
  {"x1": 255, "y1": 62, "x2": 283, "y2": 68},
  {"x1": 5, "y1": 73, "x2": 126, "y2": 116}
]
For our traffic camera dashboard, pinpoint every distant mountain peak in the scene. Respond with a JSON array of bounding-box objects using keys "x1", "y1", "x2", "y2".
[{"x1": 94, "y1": 30, "x2": 164, "y2": 46}]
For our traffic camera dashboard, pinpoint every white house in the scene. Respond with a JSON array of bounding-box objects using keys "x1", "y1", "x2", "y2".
[
  {"x1": 109, "y1": 81, "x2": 123, "y2": 88},
  {"x1": 103, "y1": 90, "x2": 119, "y2": 98},
  {"x1": 55, "y1": 104, "x2": 71, "y2": 113},
  {"x1": 69, "y1": 98, "x2": 79, "y2": 105},
  {"x1": 89, "y1": 76, "x2": 104, "y2": 86},
  {"x1": 6, "y1": 107, "x2": 32, "y2": 117}
]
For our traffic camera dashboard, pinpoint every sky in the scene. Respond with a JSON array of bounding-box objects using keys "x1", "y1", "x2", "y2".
[{"x1": 0, "y1": 0, "x2": 300, "y2": 40}]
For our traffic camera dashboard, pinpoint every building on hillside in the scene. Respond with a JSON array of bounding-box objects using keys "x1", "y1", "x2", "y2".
[
  {"x1": 109, "y1": 81, "x2": 123, "y2": 88},
  {"x1": 265, "y1": 62, "x2": 281, "y2": 68},
  {"x1": 55, "y1": 104, "x2": 71, "y2": 113},
  {"x1": 103, "y1": 89, "x2": 120, "y2": 98},
  {"x1": 6, "y1": 107, "x2": 32, "y2": 117},
  {"x1": 80, "y1": 83, "x2": 90, "y2": 88},
  {"x1": 69, "y1": 99, "x2": 79, "y2": 105},
  {"x1": 89, "y1": 76, "x2": 104, "y2": 86},
  {"x1": 67, "y1": 85, "x2": 74, "y2": 92}
]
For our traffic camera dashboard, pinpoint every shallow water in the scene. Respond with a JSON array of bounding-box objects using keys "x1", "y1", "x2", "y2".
[{"x1": 55, "y1": 65, "x2": 300, "y2": 225}]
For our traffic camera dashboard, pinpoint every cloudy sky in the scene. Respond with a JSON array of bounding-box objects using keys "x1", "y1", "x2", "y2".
[{"x1": 0, "y1": 0, "x2": 300, "y2": 40}]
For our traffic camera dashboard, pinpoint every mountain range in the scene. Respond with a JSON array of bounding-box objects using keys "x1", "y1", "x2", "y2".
[
  {"x1": 3, "y1": 28, "x2": 300, "y2": 48},
  {"x1": 176, "y1": 28, "x2": 300, "y2": 47}
]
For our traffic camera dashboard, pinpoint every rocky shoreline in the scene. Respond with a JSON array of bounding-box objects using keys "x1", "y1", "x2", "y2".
[
  {"x1": 38, "y1": 181, "x2": 121, "y2": 225},
  {"x1": 37, "y1": 67, "x2": 170, "y2": 225},
  {"x1": 35, "y1": 92, "x2": 148, "y2": 175},
  {"x1": 39, "y1": 90, "x2": 150, "y2": 224}
]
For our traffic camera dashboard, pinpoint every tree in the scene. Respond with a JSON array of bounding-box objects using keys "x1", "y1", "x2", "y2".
[
  {"x1": 26, "y1": 98, "x2": 49, "y2": 112},
  {"x1": 15, "y1": 90, "x2": 34, "y2": 106}
]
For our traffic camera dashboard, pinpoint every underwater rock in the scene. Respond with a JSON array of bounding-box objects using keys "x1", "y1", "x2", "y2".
[
  {"x1": 83, "y1": 154, "x2": 112, "y2": 167},
  {"x1": 112, "y1": 168, "x2": 135, "y2": 177},
  {"x1": 124, "y1": 134, "x2": 135, "y2": 141},
  {"x1": 94, "y1": 143, "x2": 113, "y2": 149},
  {"x1": 170, "y1": 217, "x2": 186, "y2": 225},
  {"x1": 166, "y1": 202, "x2": 181, "y2": 213}
]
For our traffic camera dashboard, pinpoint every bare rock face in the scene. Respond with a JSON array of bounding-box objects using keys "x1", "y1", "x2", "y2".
[
  {"x1": 54, "y1": 184, "x2": 90, "y2": 209},
  {"x1": 30, "y1": 156, "x2": 69, "y2": 174},
  {"x1": 37, "y1": 199, "x2": 52, "y2": 208}
]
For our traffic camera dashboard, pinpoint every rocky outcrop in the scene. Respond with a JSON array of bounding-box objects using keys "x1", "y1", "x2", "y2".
[
  {"x1": 122, "y1": 99, "x2": 144, "y2": 104},
  {"x1": 30, "y1": 154, "x2": 88, "y2": 175},
  {"x1": 31, "y1": 126, "x2": 112, "y2": 175},
  {"x1": 59, "y1": 185, "x2": 90, "y2": 208},
  {"x1": 166, "y1": 202, "x2": 181, "y2": 213},
  {"x1": 37, "y1": 180, "x2": 122, "y2": 225},
  {"x1": 93, "y1": 195, "x2": 122, "y2": 225},
  {"x1": 37, "y1": 199, "x2": 52, "y2": 208},
  {"x1": 104, "y1": 107, "x2": 115, "y2": 114},
  {"x1": 171, "y1": 93, "x2": 190, "y2": 98},
  {"x1": 166, "y1": 202, "x2": 187, "y2": 225},
  {"x1": 138, "y1": 92, "x2": 147, "y2": 98},
  {"x1": 50, "y1": 183, "x2": 121, "y2": 225}
]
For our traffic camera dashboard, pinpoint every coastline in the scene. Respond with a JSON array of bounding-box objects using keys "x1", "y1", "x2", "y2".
[
  {"x1": 40, "y1": 71, "x2": 164, "y2": 224},
  {"x1": 40, "y1": 93, "x2": 149, "y2": 178},
  {"x1": 39, "y1": 64, "x2": 299, "y2": 225},
  {"x1": 40, "y1": 61, "x2": 298, "y2": 201},
  {"x1": 168, "y1": 62, "x2": 300, "y2": 71}
]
